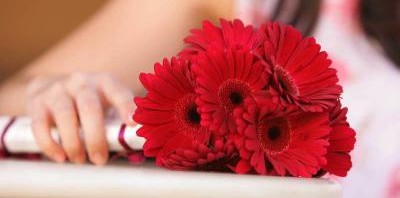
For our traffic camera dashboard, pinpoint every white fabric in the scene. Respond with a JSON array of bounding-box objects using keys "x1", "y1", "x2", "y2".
[{"x1": 0, "y1": 160, "x2": 341, "y2": 198}]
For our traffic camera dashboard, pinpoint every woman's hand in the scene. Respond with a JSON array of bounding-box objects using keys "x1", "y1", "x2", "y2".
[{"x1": 26, "y1": 72, "x2": 135, "y2": 165}]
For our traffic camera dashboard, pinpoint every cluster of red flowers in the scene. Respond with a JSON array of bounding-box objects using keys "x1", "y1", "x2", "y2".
[{"x1": 133, "y1": 19, "x2": 356, "y2": 177}]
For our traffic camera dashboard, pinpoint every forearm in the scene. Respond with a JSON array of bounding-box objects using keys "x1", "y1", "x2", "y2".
[
  {"x1": 0, "y1": 0, "x2": 233, "y2": 115},
  {"x1": 23, "y1": 0, "x2": 233, "y2": 94}
]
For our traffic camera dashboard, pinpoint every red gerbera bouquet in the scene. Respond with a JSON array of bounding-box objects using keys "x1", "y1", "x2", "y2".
[{"x1": 133, "y1": 19, "x2": 356, "y2": 177}]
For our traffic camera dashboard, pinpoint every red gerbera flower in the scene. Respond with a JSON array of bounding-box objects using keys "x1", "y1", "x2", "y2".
[
  {"x1": 233, "y1": 97, "x2": 330, "y2": 177},
  {"x1": 161, "y1": 138, "x2": 238, "y2": 172},
  {"x1": 133, "y1": 57, "x2": 210, "y2": 165},
  {"x1": 192, "y1": 50, "x2": 268, "y2": 135},
  {"x1": 322, "y1": 102, "x2": 356, "y2": 177},
  {"x1": 259, "y1": 22, "x2": 342, "y2": 112},
  {"x1": 179, "y1": 19, "x2": 260, "y2": 59}
]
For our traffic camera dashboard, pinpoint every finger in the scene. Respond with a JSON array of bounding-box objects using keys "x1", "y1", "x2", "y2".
[
  {"x1": 28, "y1": 99, "x2": 66, "y2": 163},
  {"x1": 75, "y1": 87, "x2": 109, "y2": 165},
  {"x1": 99, "y1": 75, "x2": 135, "y2": 125},
  {"x1": 46, "y1": 85, "x2": 85, "y2": 164}
]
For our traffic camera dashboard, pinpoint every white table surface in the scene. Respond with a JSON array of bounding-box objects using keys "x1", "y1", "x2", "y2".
[{"x1": 0, "y1": 159, "x2": 341, "y2": 198}]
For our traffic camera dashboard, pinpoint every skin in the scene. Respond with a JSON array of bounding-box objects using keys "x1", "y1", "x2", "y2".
[{"x1": 0, "y1": 0, "x2": 233, "y2": 165}]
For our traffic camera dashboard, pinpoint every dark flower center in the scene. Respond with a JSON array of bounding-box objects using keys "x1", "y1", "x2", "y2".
[
  {"x1": 187, "y1": 105, "x2": 201, "y2": 125},
  {"x1": 267, "y1": 126, "x2": 281, "y2": 141},
  {"x1": 275, "y1": 66, "x2": 299, "y2": 96},
  {"x1": 229, "y1": 92, "x2": 243, "y2": 105},
  {"x1": 218, "y1": 79, "x2": 252, "y2": 112},
  {"x1": 175, "y1": 94, "x2": 208, "y2": 141},
  {"x1": 257, "y1": 118, "x2": 292, "y2": 155}
]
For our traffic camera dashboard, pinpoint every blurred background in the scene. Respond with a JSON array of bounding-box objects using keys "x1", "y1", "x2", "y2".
[{"x1": 0, "y1": 0, "x2": 107, "y2": 82}]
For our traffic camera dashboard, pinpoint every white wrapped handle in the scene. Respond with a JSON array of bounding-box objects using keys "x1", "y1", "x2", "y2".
[{"x1": 0, "y1": 117, "x2": 145, "y2": 153}]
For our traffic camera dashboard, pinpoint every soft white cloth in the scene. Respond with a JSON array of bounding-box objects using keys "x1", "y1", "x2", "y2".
[{"x1": 0, "y1": 160, "x2": 341, "y2": 198}]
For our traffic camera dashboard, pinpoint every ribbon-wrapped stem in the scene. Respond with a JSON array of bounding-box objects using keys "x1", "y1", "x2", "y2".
[
  {"x1": 0, "y1": 117, "x2": 15, "y2": 157},
  {"x1": 0, "y1": 117, "x2": 145, "y2": 163}
]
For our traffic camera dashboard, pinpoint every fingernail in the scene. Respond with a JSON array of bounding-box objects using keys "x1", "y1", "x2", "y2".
[
  {"x1": 92, "y1": 152, "x2": 106, "y2": 165},
  {"x1": 53, "y1": 153, "x2": 65, "y2": 163}
]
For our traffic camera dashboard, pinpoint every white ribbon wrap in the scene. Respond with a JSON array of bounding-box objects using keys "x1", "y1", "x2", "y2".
[{"x1": 0, "y1": 117, "x2": 145, "y2": 153}]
